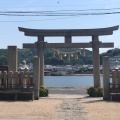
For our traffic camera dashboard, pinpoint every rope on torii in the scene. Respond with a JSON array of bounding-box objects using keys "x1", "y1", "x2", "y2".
[{"x1": 52, "y1": 48, "x2": 86, "y2": 61}]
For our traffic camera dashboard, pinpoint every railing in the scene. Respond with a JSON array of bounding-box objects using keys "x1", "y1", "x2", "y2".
[
  {"x1": 109, "y1": 83, "x2": 120, "y2": 92},
  {"x1": 111, "y1": 69, "x2": 120, "y2": 85},
  {"x1": 0, "y1": 71, "x2": 34, "y2": 89},
  {"x1": 0, "y1": 71, "x2": 34, "y2": 100},
  {"x1": 109, "y1": 70, "x2": 120, "y2": 100}
]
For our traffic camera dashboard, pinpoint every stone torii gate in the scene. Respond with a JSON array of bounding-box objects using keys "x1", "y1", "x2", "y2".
[{"x1": 18, "y1": 25, "x2": 119, "y2": 88}]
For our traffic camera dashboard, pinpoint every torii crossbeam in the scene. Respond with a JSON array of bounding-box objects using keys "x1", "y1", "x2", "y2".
[{"x1": 18, "y1": 25, "x2": 119, "y2": 87}]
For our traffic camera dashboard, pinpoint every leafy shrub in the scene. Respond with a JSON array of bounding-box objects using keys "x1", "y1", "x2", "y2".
[
  {"x1": 87, "y1": 87, "x2": 103, "y2": 97},
  {"x1": 39, "y1": 86, "x2": 49, "y2": 97}
]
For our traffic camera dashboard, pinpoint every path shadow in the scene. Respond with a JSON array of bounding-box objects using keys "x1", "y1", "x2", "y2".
[{"x1": 48, "y1": 87, "x2": 88, "y2": 95}]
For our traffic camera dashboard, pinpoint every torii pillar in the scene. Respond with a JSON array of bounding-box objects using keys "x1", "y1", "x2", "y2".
[
  {"x1": 92, "y1": 36, "x2": 100, "y2": 87},
  {"x1": 18, "y1": 25, "x2": 119, "y2": 87},
  {"x1": 37, "y1": 36, "x2": 44, "y2": 85}
]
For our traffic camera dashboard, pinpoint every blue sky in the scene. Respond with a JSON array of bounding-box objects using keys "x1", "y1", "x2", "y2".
[{"x1": 0, "y1": 0, "x2": 120, "y2": 53}]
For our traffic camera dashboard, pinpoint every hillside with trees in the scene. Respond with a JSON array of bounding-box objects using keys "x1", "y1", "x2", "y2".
[
  {"x1": 100, "y1": 48, "x2": 120, "y2": 64},
  {"x1": 1, "y1": 48, "x2": 120, "y2": 66},
  {"x1": 0, "y1": 48, "x2": 93, "y2": 66}
]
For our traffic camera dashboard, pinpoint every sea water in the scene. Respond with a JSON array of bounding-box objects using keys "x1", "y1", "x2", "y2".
[{"x1": 44, "y1": 76, "x2": 109, "y2": 87}]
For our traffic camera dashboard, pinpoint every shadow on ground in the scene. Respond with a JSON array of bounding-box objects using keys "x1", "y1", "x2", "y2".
[{"x1": 48, "y1": 87, "x2": 87, "y2": 95}]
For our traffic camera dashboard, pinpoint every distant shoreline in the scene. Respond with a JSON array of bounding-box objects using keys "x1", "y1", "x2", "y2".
[
  {"x1": 65, "y1": 74, "x2": 103, "y2": 76},
  {"x1": 50, "y1": 74, "x2": 95, "y2": 76},
  {"x1": 70, "y1": 74, "x2": 112, "y2": 77},
  {"x1": 46, "y1": 74, "x2": 112, "y2": 77}
]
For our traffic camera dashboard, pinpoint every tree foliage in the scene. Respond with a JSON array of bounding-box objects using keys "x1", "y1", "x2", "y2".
[
  {"x1": 0, "y1": 48, "x2": 93, "y2": 65},
  {"x1": 0, "y1": 49, "x2": 7, "y2": 65},
  {"x1": 100, "y1": 48, "x2": 120, "y2": 64}
]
